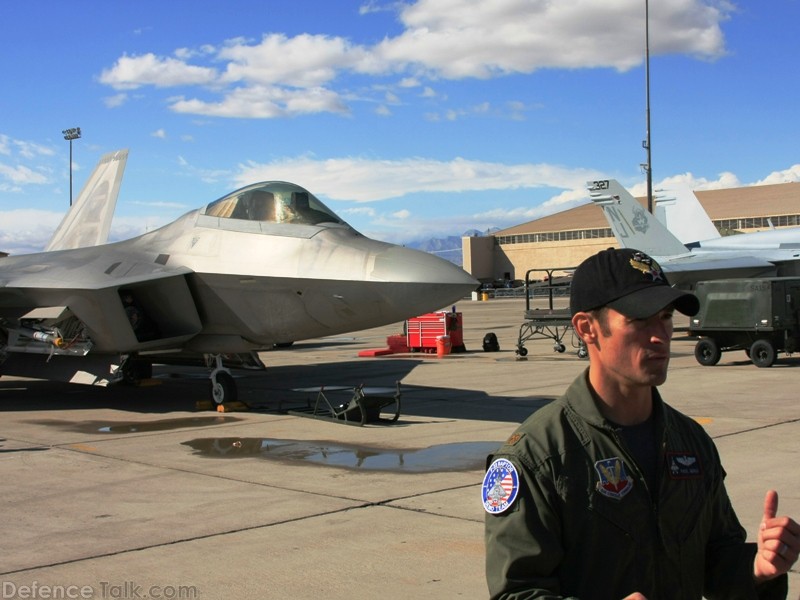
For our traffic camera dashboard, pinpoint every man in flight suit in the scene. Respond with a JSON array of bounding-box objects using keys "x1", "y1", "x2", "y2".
[{"x1": 483, "y1": 247, "x2": 800, "y2": 599}]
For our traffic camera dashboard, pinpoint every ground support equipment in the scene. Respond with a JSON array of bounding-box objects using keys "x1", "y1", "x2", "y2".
[{"x1": 287, "y1": 382, "x2": 401, "y2": 426}]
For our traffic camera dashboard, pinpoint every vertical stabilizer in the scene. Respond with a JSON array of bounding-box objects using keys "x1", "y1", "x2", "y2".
[
  {"x1": 587, "y1": 179, "x2": 688, "y2": 257},
  {"x1": 45, "y1": 149, "x2": 129, "y2": 251},
  {"x1": 654, "y1": 184, "x2": 720, "y2": 244}
]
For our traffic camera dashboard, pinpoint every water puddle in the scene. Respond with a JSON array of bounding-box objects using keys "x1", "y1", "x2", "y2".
[
  {"x1": 28, "y1": 416, "x2": 243, "y2": 434},
  {"x1": 181, "y1": 437, "x2": 499, "y2": 472}
]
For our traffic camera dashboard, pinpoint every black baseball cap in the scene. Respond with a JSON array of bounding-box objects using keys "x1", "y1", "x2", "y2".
[{"x1": 570, "y1": 248, "x2": 699, "y2": 318}]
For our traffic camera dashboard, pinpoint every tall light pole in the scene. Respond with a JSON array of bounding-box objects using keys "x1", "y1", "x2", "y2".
[
  {"x1": 62, "y1": 127, "x2": 81, "y2": 206},
  {"x1": 642, "y1": 0, "x2": 653, "y2": 213}
]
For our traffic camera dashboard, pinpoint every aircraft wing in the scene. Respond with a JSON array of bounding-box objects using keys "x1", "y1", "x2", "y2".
[
  {"x1": 0, "y1": 248, "x2": 202, "y2": 354},
  {"x1": 655, "y1": 252, "x2": 779, "y2": 286},
  {"x1": 45, "y1": 149, "x2": 128, "y2": 251}
]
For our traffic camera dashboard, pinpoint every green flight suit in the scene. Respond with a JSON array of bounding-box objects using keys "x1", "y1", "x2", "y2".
[{"x1": 484, "y1": 370, "x2": 787, "y2": 599}]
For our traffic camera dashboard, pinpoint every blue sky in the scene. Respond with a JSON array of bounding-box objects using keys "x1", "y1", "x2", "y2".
[{"x1": 1, "y1": 0, "x2": 799, "y2": 255}]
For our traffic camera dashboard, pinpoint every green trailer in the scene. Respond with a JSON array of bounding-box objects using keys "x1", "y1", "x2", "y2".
[{"x1": 689, "y1": 277, "x2": 800, "y2": 367}]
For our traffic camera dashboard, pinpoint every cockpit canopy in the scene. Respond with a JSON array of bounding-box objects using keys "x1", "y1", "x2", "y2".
[{"x1": 203, "y1": 181, "x2": 344, "y2": 226}]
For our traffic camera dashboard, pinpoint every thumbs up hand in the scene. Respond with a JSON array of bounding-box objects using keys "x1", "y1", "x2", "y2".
[{"x1": 753, "y1": 490, "x2": 800, "y2": 583}]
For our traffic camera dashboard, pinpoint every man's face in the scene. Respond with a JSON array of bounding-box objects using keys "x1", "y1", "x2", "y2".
[{"x1": 590, "y1": 306, "x2": 675, "y2": 389}]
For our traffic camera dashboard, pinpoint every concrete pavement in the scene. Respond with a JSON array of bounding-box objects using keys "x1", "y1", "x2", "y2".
[{"x1": 1, "y1": 297, "x2": 797, "y2": 599}]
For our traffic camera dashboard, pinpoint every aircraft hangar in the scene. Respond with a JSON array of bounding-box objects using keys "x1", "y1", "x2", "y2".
[{"x1": 462, "y1": 181, "x2": 800, "y2": 284}]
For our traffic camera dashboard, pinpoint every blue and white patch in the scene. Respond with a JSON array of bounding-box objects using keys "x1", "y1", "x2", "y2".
[
  {"x1": 482, "y1": 458, "x2": 520, "y2": 514},
  {"x1": 594, "y1": 457, "x2": 634, "y2": 500}
]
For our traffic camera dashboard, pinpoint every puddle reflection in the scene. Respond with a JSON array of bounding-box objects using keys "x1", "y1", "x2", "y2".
[
  {"x1": 28, "y1": 416, "x2": 243, "y2": 434},
  {"x1": 182, "y1": 437, "x2": 500, "y2": 472}
]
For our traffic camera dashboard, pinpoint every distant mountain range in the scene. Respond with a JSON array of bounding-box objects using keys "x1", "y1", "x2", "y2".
[{"x1": 405, "y1": 229, "x2": 499, "y2": 266}]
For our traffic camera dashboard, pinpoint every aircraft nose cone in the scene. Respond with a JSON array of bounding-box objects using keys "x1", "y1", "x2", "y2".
[{"x1": 371, "y1": 245, "x2": 479, "y2": 313}]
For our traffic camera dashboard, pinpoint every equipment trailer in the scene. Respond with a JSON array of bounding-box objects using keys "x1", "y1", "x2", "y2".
[{"x1": 689, "y1": 277, "x2": 800, "y2": 368}]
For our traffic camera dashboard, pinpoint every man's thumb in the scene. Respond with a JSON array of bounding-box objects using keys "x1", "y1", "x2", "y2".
[{"x1": 763, "y1": 489, "x2": 779, "y2": 522}]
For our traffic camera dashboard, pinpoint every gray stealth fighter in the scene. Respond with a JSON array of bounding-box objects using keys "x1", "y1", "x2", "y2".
[{"x1": 0, "y1": 150, "x2": 478, "y2": 403}]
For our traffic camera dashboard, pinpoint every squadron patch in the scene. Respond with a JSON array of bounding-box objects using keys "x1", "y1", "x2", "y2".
[
  {"x1": 482, "y1": 458, "x2": 520, "y2": 514},
  {"x1": 594, "y1": 457, "x2": 634, "y2": 500},
  {"x1": 666, "y1": 452, "x2": 702, "y2": 479}
]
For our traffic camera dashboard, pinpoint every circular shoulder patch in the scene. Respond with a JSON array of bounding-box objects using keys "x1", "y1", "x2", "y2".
[{"x1": 482, "y1": 458, "x2": 520, "y2": 514}]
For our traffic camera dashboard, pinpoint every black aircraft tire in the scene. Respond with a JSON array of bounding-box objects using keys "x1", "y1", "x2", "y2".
[
  {"x1": 694, "y1": 339, "x2": 721, "y2": 366},
  {"x1": 750, "y1": 339, "x2": 776, "y2": 368}
]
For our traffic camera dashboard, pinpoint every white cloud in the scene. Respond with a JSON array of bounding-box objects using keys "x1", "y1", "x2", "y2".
[
  {"x1": 0, "y1": 163, "x2": 49, "y2": 185},
  {"x1": 170, "y1": 85, "x2": 349, "y2": 118},
  {"x1": 0, "y1": 209, "x2": 63, "y2": 254},
  {"x1": 376, "y1": 0, "x2": 728, "y2": 78},
  {"x1": 340, "y1": 206, "x2": 377, "y2": 218},
  {"x1": 233, "y1": 155, "x2": 603, "y2": 202},
  {"x1": 104, "y1": 93, "x2": 128, "y2": 108},
  {"x1": 96, "y1": 0, "x2": 731, "y2": 118},
  {"x1": 151, "y1": 129, "x2": 167, "y2": 139},
  {"x1": 99, "y1": 53, "x2": 217, "y2": 90},
  {"x1": 754, "y1": 165, "x2": 800, "y2": 186},
  {"x1": 218, "y1": 33, "x2": 371, "y2": 88}
]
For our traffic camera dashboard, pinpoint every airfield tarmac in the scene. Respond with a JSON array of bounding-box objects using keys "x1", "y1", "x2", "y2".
[{"x1": 1, "y1": 297, "x2": 798, "y2": 599}]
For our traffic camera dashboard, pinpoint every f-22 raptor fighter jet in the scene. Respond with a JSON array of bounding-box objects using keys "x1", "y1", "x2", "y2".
[{"x1": 0, "y1": 150, "x2": 478, "y2": 403}]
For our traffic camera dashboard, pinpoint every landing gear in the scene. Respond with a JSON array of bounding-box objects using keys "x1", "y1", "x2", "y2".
[{"x1": 208, "y1": 355, "x2": 237, "y2": 405}]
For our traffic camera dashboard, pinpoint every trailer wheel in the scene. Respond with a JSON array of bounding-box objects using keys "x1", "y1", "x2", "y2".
[
  {"x1": 694, "y1": 338, "x2": 721, "y2": 366},
  {"x1": 750, "y1": 339, "x2": 776, "y2": 368}
]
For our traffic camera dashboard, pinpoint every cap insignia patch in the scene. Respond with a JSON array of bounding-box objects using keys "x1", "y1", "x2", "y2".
[{"x1": 629, "y1": 252, "x2": 664, "y2": 282}]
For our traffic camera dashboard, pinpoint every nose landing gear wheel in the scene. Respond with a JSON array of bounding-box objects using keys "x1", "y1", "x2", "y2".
[{"x1": 210, "y1": 371, "x2": 237, "y2": 405}]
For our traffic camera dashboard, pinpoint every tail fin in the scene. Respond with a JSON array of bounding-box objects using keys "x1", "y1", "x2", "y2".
[
  {"x1": 587, "y1": 179, "x2": 688, "y2": 257},
  {"x1": 653, "y1": 184, "x2": 720, "y2": 244},
  {"x1": 45, "y1": 149, "x2": 128, "y2": 251}
]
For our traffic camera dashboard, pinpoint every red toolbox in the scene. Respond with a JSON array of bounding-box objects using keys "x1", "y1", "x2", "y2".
[{"x1": 406, "y1": 311, "x2": 465, "y2": 353}]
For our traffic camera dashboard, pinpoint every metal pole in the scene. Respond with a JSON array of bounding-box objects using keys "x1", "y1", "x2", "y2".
[
  {"x1": 62, "y1": 127, "x2": 81, "y2": 207},
  {"x1": 644, "y1": 0, "x2": 653, "y2": 213},
  {"x1": 68, "y1": 139, "x2": 73, "y2": 206}
]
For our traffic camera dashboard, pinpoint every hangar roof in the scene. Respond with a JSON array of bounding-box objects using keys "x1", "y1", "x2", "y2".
[{"x1": 496, "y1": 181, "x2": 800, "y2": 236}]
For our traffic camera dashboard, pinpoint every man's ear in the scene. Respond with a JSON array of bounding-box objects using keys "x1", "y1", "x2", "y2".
[{"x1": 572, "y1": 312, "x2": 596, "y2": 344}]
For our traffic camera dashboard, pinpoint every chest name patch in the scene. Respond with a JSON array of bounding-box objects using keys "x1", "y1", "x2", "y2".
[
  {"x1": 482, "y1": 458, "x2": 520, "y2": 514},
  {"x1": 666, "y1": 452, "x2": 703, "y2": 479},
  {"x1": 594, "y1": 457, "x2": 634, "y2": 500}
]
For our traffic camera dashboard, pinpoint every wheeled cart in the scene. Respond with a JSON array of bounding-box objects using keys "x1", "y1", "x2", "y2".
[
  {"x1": 516, "y1": 266, "x2": 586, "y2": 358},
  {"x1": 689, "y1": 277, "x2": 800, "y2": 367}
]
